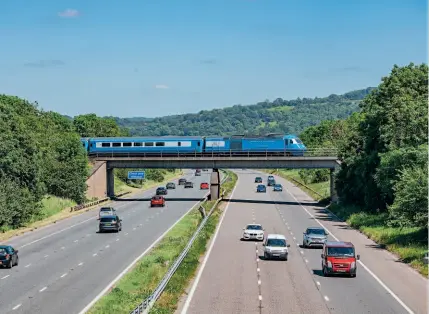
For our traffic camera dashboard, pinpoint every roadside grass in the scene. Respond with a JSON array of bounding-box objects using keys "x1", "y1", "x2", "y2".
[
  {"x1": 267, "y1": 169, "x2": 428, "y2": 277},
  {"x1": 87, "y1": 170, "x2": 238, "y2": 314},
  {"x1": 0, "y1": 170, "x2": 183, "y2": 243}
]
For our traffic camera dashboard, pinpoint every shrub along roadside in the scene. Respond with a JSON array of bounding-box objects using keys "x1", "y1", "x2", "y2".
[
  {"x1": 266, "y1": 169, "x2": 428, "y2": 277},
  {"x1": 87, "y1": 170, "x2": 238, "y2": 314}
]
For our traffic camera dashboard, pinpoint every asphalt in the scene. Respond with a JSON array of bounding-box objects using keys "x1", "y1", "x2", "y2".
[
  {"x1": 180, "y1": 170, "x2": 426, "y2": 314},
  {"x1": 0, "y1": 169, "x2": 215, "y2": 314}
]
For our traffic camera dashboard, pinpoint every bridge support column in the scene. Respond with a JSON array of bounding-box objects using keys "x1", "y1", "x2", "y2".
[
  {"x1": 330, "y1": 168, "x2": 338, "y2": 203},
  {"x1": 209, "y1": 168, "x2": 221, "y2": 201},
  {"x1": 107, "y1": 168, "x2": 115, "y2": 198}
]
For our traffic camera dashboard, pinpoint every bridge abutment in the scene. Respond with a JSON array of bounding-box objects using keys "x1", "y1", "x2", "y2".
[
  {"x1": 330, "y1": 168, "x2": 338, "y2": 203},
  {"x1": 107, "y1": 168, "x2": 115, "y2": 198},
  {"x1": 209, "y1": 168, "x2": 221, "y2": 200}
]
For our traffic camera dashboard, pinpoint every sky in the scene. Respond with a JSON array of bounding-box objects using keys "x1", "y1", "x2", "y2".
[{"x1": 0, "y1": 0, "x2": 427, "y2": 118}]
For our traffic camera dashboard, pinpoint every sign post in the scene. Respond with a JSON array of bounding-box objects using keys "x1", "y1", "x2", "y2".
[{"x1": 128, "y1": 171, "x2": 145, "y2": 180}]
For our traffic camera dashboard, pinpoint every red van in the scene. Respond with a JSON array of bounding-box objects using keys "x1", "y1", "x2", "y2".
[{"x1": 321, "y1": 241, "x2": 360, "y2": 277}]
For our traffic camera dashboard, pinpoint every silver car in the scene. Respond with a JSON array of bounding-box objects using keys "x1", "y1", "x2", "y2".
[
  {"x1": 263, "y1": 234, "x2": 290, "y2": 261},
  {"x1": 303, "y1": 227, "x2": 328, "y2": 248}
]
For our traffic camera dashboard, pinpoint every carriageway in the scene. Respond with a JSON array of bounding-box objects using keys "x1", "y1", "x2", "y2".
[{"x1": 90, "y1": 155, "x2": 341, "y2": 202}]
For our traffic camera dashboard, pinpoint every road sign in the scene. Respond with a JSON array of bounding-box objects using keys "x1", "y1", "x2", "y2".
[{"x1": 128, "y1": 171, "x2": 145, "y2": 180}]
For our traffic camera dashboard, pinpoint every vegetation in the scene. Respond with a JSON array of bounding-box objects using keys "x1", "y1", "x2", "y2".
[
  {"x1": 112, "y1": 88, "x2": 375, "y2": 136},
  {"x1": 88, "y1": 171, "x2": 238, "y2": 314}
]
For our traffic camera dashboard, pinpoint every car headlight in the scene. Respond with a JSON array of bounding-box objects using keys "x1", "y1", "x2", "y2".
[
  {"x1": 350, "y1": 262, "x2": 356, "y2": 269},
  {"x1": 327, "y1": 261, "x2": 332, "y2": 268}
]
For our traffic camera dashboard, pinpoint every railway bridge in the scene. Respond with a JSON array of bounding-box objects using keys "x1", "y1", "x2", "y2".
[{"x1": 90, "y1": 154, "x2": 341, "y2": 202}]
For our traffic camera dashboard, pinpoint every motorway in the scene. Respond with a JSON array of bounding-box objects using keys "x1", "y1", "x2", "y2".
[
  {"x1": 0, "y1": 170, "x2": 214, "y2": 314},
  {"x1": 179, "y1": 170, "x2": 427, "y2": 314}
]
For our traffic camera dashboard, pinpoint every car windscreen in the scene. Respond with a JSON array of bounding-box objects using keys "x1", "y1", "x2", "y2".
[
  {"x1": 274, "y1": 184, "x2": 281, "y2": 187},
  {"x1": 246, "y1": 225, "x2": 262, "y2": 230},
  {"x1": 100, "y1": 217, "x2": 116, "y2": 223},
  {"x1": 327, "y1": 247, "x2": 355, "y2": 257},
  {"x1": 307, "y1": 228, "x2": 325, "y2": 235},
  {"x1": 100, "y1": 208, "x2": 112, "y2": 212},
  {"x1": 267, "y1": 239, "x2": 286, "y2": 247}
]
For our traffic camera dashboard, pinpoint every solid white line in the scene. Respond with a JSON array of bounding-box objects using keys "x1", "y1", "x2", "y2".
[
  {"x1": 283, "y1": 185, "x2": 415, "y2": 314},
  {"x1": 1, "y1": 275, "x2": 10, "y2": 279},
  {"x1": 61, "y1": 273, "x2": 67, "y2": 278},
  {"x1": 180, "y1": 182, "x2": 238, "y2": 314},
  {"x1": 12, "y1": 304, "x2": 21, "y2": 310},
  {"x1": 324, "y1": 296, "x2": 329, "y2": 301},
  {"x1": 39, "y1": 287, "x2": 47, "y2": 292},
  {"x1": 78, "y1": 189, "x2": 212, "y2": 314}
]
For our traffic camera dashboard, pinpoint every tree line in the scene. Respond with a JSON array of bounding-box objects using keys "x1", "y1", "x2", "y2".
[{"x1": 298, "y1": 63, "x2": 428, "y2": 228}]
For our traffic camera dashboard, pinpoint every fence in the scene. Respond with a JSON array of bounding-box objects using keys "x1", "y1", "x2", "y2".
[{"x1": 70, "y1": 191, "x2": 131, "y2": 212}]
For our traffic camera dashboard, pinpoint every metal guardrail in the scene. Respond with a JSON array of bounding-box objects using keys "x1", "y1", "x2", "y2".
[
  {"x1": 130, "y1": 172, "x2": 230, "y2": 314},
  {"x1": 70, "y1": 191, "x2": 131, "y2": 212}
]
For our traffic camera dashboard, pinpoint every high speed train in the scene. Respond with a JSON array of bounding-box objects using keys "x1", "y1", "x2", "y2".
[{"x1": 80, "y1": 134, "x2": 307, "y2": 156}]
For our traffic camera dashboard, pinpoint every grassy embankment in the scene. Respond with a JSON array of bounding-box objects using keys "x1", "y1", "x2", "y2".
[
  {"x1": 269, "y1": 169, "x2": 428, "y2": 277},
  {"x1": 87, "y1": 170, "x2": 238, "y2": 314},
  {"x1": 0, "y1": 170, "x2": 183, "y2": 242}
]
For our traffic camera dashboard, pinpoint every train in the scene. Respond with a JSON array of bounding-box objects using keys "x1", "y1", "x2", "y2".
[{"x1": 80, "y1": 134, "x2": 307, "y2": 157}]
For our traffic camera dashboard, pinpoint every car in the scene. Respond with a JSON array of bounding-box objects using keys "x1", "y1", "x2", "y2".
[
  {"x1": 99, "y1": 215, "x2": 122, "y2": 233},
  {"x1": 268, "y1": 175, "x2": 275, "y2": 180},
  {"x1": 273, "y1": 184, "x2": 283, "y2": 191},
  {"x1": 254, "y1": 177, "x2": 263, "y2": 183},
  {"x1": 151, "y1": 196, "x2": 165, "y2": 207},
  {"x1": 195, "y1": 171, "x2": 201, "y2": 176},
  {"x1": 200, "y1": 182, "x2": 209, "y2": 189},
  {"x1": 178, "y1": 178, "x2": 187, "y2": 185},
  {"x1": 184, "y1": 181, "x2": 194, "y2": 188},
  {"x1": 202, "y1": 169, "x2": 209, "y2": 171},
  {"x1": 303, "y1": 227, "x2": 328, "y2": 247},
  {"x1": 156, "y1": 187, "x2": 168, "y2": 195},
  {"x1": 263, "y1": 234, "x2": 290, "y2": 260},
  {"x1": 267, "y1": 178, "x2": 276, "y2": 186},
  {"x1": 0, "y1": 245, "x2": 19, "y2": 268},
  {"x1": 256, "y1": 184, "x2": 266, "y2": 192},
  {"x1": 99, "y1": 207, "x2": 116, "y2": 219},
  {"x1": 166, "y1": 182, "x2": 176, "y2": 189},
  {"x1": 242, "y1": 224, "x2": 265, "y2": 241},
  {"x1": 321, "y1": 241, "x2": 360, "y2": 277}
]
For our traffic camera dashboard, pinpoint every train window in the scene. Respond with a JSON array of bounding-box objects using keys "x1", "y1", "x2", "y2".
[
  {"x1": 102, "y1": 143, "x2": 111, "y2": 147},
  {"x1": 82, "y1": 143, "x2": 86, "y2": 147},
  {"x1": 178, "y1": 142, "x2": 181, "y2": 147},
  {"x1": 123, "y1": 142, "x2": 132, "y2": 147},
  {"x1": 145, "y1": 142, "x2": 154, "y2": 147},
  {"x1": 112, "y1": 142, "x2": 121, "y2": 147},
  {"x1": 134, "y1": 142, "x2": 142, "y2": 147},
  {"x1": 155, "y1": 142, "x2": 165, "y2": 147}
]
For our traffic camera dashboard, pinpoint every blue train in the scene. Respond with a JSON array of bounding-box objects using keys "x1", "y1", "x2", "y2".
[{"x1": 80, "y1": 134, "x2": 307, "y2": 157}]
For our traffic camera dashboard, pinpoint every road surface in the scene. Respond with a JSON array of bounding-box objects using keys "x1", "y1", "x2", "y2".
[
  {"x1": 180, "y1": 170, "x2": 426, "y2": 314},
  {"x1": 0, "y1": 169, "x2": 214, "y2": 314}
]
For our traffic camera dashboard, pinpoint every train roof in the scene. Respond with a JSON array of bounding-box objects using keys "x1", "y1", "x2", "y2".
[{"x1": 88, "y1": 136, "x2": 203, "y2": 141}]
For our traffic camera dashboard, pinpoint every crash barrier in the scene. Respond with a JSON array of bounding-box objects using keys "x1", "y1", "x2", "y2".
[{"x1": 70, "y1": 191, "x2": 132, "y2": 212}]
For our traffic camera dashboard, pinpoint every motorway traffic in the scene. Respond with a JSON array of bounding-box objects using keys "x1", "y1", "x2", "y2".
[
  {"x1": 179, "y1": 170, "x2": 427, "y2": 314},
  {"x1": 0, "y1": 170, "x2": 215, "y2": 314}
]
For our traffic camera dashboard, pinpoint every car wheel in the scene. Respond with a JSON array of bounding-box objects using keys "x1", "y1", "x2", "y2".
[
  {"x1": 323, "y1": 266, "x2": 329, "y2": 277},
  {"x1": 264, "y1": 252, "x2": 269, "y2": 260},
  {"x1": 284, "y1": 254, "x2": 288, "y2": 261},
  {"x1": 7, "y1": 259, "x2": 13, "y2": 268}
]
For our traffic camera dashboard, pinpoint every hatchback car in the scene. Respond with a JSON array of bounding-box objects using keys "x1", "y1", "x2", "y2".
[
  {"x1": 185, "y1": 181, "x2": 194, "y2": 188},
  {"x1": 156, "y1": 187, "x2": 168, "y2": 195},
  {"x1": 151, "y1": 196, "x2": 165, "y2": 207},
  {"x1": 99, "y1": 207, "x2": 116, "y2": 219},
  {"x1": 254, "y1": 177, "x2": 263, "y2": 183},
  {"x1": 99, "y1": 215, "x2": 122, "y2": 233},
  {"x1": 256, "y1": 184, "x2": 266, "y2": 192},
  {"x1": 303, "y1": 227, "x2": 328, "y2": 248},
  {"x1": 200, "y1": 182, "x2": 209, "y2": 189},
  {"x1": 0, "y1": 245, "x2": 19, "y2": 268},
  {"x1": 242, "y1": 224, "x2": 265, "y2": 241},
  {"x1": 263, "y1": 234, "x2": 290, "y2": 260},
  {"x1": 267, "y1": 179, "x2": 276, "y2": 186},
  {"x1": 166, "y1": 182, "x2": 176, "y2": 189},
  {"x1": 178, "y1": 178, "x2": 187, "y2": 185},
  {"x1": 273, "y1": 184, "x2": 283, "y2": 191}
]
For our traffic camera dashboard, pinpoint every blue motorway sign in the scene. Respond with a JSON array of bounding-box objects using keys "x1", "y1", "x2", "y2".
[{"x1": 128, "y1": 171, "x2": 145, "y2": 180}]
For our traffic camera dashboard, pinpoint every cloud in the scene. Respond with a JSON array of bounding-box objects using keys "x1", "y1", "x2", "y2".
[
  {"x1": 58, "y1": 9, "x2": 80, "y2": 18},
  {"x1": 24, "y1": 60, "x2": 66, "y2": 68},
  {"x1": 155, "y1": 84, "x2": 169, "y2": 89},
  {"x1": 201, "y1": 58, "x2": 217, "y2": 65}
]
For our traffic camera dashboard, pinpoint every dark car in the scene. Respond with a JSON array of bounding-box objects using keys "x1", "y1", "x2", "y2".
[
  {"x1": 184, "y1": 181, "x2": 194, "y2": 188},
  {"x1": 166, "y1": 182, "x2": 176, "y2": 189},
  {"x1": 178, "y1": 178, "x2": 187, "y2": 185},
  {"x1": 156, "y1": 187, "x2": 168, "y2": 195},
  {"x1": 273, "y1": 184, "x2": 283, "y2": 191},
  {"x1": 195, "y1": 169, "x2": 201, "y2": 176},
  {"x1": 267, "y1": 179, "x2": 276, "y2": 186},
  {"x1": 255, "y1": 177, "x2": 263, "y2": 183},
  {"x1": 257, "y1": 184, "x2": 266, "y2": 192},
  {"x1": 0, "y1": 245, "x2": 19, "y2": 268},
  {"x1": 99, "y1": 215, "x2": 122, "y2": 233}
]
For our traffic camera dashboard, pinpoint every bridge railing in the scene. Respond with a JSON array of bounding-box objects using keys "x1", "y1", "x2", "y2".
[{"x1": 89, "y1": 148, "x2": 338, "y2": 159}]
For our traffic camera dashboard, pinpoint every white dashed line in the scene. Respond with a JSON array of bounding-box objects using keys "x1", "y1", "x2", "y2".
[
  {"x1": 60, "y1": 273, "x2": 67, "y2": 278},
  {"x1": 78, "y1": 262, "x2": 83, "y2": 266},
  {"x1": 74, "y1": 240, "x2": 78, "y2": 243},
  {"x1": 139, "y1": 224, "x2": 143, "y2": 226},
  {"x1": 324, "y1": 296, "x2": 330, "y2": 301},
  {"x1": 305, "y1": 259, "x2": 309, "y2": 263},
  {"x1": 25, "y1": 264, "x2": 31, "y2": 268},
  {"x1": 93, "y1": 253, "x2": 97, "y2": 257},
  {"x1": 257, "y1": 268, "x2": 260, "y2": 272},
  {"x1": 256, "y1": 258, "x2": 259, "y2": 262},
  {"x1": 316, "y1": 281, "x2": 321, "y2": 286},
  {"x1": 39, "y1": 287, "x2": 47, "y2": 292},
  {"x1": 1, "y1": 275, "x2": 10, "y2": 279},
  {"x1": 296, "y1": 243, "x2": 299, "y2": 246},
  {"x1": 86, "y1": 234, "x2": 91, "y2": 237},
  {"x1": 44, "y1": 254, "x2": 49, "y2": 258},
  {"x1": 116, "y1": 238, "x2": 119, "y2": 241},
  {"x1": 12, "y1": 304, "x2": 21, "y2": 310},
  {"x1": 300, "y1": 250, "x2": 304, "y2": 255},
  {"x1": 125, "y1": 233, "x2": 129, "y2": 236},
  {"x1": 290, "y1": 232, "x2": 294, "y2": 235},
  {"x1": 61, "y1": 246, "x2": 65, "y2": 250},
  {"x1": 133, "y1": 228, "x2": 136, "y2": 231},
  {"x1": 258, "y1": 295, "x2": 263, "y2": 301},
  {"x1": 258, "y1": 280, "x2": 261, "y2": 285},
  {"x1": 293, "y1": 236, "x2": 296, "y2": 240},
  {"x1": 105, "y1": 245, "x2": 110, "y2": 249}
]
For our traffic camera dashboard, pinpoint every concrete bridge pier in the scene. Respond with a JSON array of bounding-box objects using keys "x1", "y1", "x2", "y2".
[
  {"x1": 107, "y1": 168, "x2": 115, "y2": 198},
  {"x1": 330, "y1": 168, "x2": 339, "y2": 203},
  {"x1": 209, "y1": 168, "x2": 221, "y2": 200}
]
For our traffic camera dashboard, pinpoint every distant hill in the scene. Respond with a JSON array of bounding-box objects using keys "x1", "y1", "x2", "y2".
[{"x1": 112, "y1": 87, "x2": 376, "y2": 136}]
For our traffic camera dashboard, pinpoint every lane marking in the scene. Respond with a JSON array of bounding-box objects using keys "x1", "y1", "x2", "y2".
[
  {"x1": 61, "y1": 246, "x2": 65, "y2": 250},
  {"x1": 133, "y1": 228, "x2": 136, "y2": 231},
  {"x1": 258, "y1": 295, "x2": 263, "y2": 301},
  {"x1": 324, "y1": 296, "x2": 329, "y2": 301},
  {"x1": 93, "y1": 253, "x2": 97, "y2": 257},
  {"x1": 44, "y1": 254, "x2": 49, "y2": 258},
  {"x1": 257, "y1": 268, "x2": 260, "y2": 272},
  {"x1": 316, "y1": 281, "x2": 321, "y2": 286},
  {"x1": 12, "y1": 304, "x2": 21, "y2": 310},
  {"x1": 293, "y1": 236, "x2": 296, "y2": 240},
  {"x1": 1, "y1": 275, "x2": 10, "y2": 279},
  {"x1": 305, "y1": 259, "x2": 309, "y2": 263},
  {"x1": 79, "y1": 187, "x2": 212, "y2": 314},
  {"x1": 39, "y1": 287, "x2": 47, "y2": 292},
  {"x1": 61, "y1": 273, "x2": 67, "y2": 278},
  {"x1": 105, "y1": 245, "x2": 110, "y2": 249},
  {"x1": 78, "y1": 262, "x2": 84, "y2": 266},
  {"x1": 74, "y1": 240, "x2": 78, "y2": 243},
  {"x1": 25, "y1": 264, "x2": 31, "y2": 268},
  {"x1": 283, "y1": 184, "x2": 415, "y2": 314},
  {"x1": 125, "y1": 233, "x2": 129, "y2": 236},
  {"x1": 258, "y1": 280, "x2": 261, "y2": 285},
  {"x1": 180, "y1": 182, "x2": 238, "y2": 314},
  {"x1": 116, "y1": 238, "x2": 119, "y2": 241}
]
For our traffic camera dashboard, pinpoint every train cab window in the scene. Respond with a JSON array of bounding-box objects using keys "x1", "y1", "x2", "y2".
[
  {"x1": 178, "y1": 142, "x2": 181, "y2": 147},
  {"x1": 102, "y1": 143, "x2": 111, "y2": 147},
  {"x1": 123, "y1": 142, "x2": 132, "y2": 147},
  {"x1": 82, "y1": 143, "x2": 86, "y2": 147},
  {"x1": 133, "y1": 142, "x2": 142, "y2": 147},
  {"x1": 197, "y1": 141, "x2": 201, "y2": 146},
  {"x1": 112, "y1": 142, "x2": 121, "y2": 147},
  {"x1": 145, "y1": 142, "x2": 154, "y2": 147},
  {"x1": 155, "y1": 142, "x2": 165, "y2": 147}
]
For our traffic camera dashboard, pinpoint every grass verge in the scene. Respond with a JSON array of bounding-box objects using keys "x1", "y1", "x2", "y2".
[
  {"x1": 87, "y1": 170, "x2": 238, "y2": 314},
  {"x1": 266, "y1": 169, "x2": 428, "y2": 277},
  {"x1": 0, "y1": 170, "x2": 183, "y2": 243}
]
